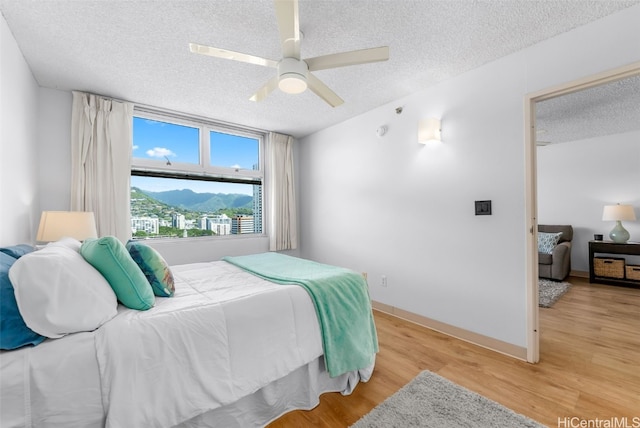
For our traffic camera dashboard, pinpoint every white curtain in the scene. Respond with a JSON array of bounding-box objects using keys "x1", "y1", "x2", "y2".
[
  {"x1": 266, "y1": 132, "x2": 297, "y2": 251},
  {"x1": 70, "y1": 91, "x2": 133, "y2": 243}
]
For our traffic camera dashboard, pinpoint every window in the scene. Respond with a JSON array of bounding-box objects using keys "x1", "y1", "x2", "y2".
[{"x1": 130, "y1": 110, "x2": 264, "y2": 240}]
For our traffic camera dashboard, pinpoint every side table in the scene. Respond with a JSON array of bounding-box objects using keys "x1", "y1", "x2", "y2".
[{"x1": 588, "y1": 240, "x2": 640, "y2": 288}]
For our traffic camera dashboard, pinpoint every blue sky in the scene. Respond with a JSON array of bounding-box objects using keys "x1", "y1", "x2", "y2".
[
  {"x1": 132, "y1": 117, "x2": 259, "y2": 169},
  {"x1": 132, "y1": 117, "x2": 259, "y2": 195}
]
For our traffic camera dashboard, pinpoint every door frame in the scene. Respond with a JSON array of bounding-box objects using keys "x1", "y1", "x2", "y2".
[{"x1": 524, "y1": 60, "x2": 640, "y2": 363}]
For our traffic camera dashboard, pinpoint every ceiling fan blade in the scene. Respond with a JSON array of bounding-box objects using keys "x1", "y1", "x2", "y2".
[
  {"x1": 189, "y1": 43, "x2": 278, "y2": 68},
  {"x1": 274, "y1": 0, "x2": 301, "y2": 59},
  {"x1": 306, "y1": 46, "x2": 389, "y2": 72},
  {"x1": 249, "y1": 76, "x2": 279, "y2": 102},
  {"x1": 307, "y1": 73, "x2": 344, "y2": 107}
]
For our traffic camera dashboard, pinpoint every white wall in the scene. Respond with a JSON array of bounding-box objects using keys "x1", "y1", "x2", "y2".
[
  {"x1": 144, "y1": 235, "x2": 269, "y2": 266},
  {"x1": 538, "y1": 131, "x2": 640, "y2": 272},
  {"x1": 297, "y1": 6, "x2": 640, "y2": 348},
  {"x1": 0, "y1": 14, "x2": 40, "y2": 246}
]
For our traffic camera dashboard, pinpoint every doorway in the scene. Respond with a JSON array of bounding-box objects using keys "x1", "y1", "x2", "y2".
[{"x1": 524, "y1": 61, "x2": 640, "y2": 362}]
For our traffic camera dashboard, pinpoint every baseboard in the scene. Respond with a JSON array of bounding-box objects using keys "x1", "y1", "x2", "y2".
[
  {"x1": 371, "y1": 301, "x2": 528, "y2": 361},
  {"x1": 570, "y1": 270, "x2": 589, "y2": 278}
]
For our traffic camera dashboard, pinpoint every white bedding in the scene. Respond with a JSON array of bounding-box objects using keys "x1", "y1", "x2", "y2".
[
  {"x1": 0, "y1": 260, "x2": 374, "y2": 428},
  {"x1": 1, "y1": 331, "x2": 104, "y2": 427}
]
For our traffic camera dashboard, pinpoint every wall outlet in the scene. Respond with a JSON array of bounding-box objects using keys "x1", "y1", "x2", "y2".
[
  {"x1": 362, "y1": 272, "x2": 368, "y2": 281},
  {"x1": 381, "y1": 275, "x2": 387, "y2": 287}
]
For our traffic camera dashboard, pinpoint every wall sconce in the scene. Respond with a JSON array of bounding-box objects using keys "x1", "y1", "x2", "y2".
[
  {"x1": 418, "y1": 117, "x2": 442, "y2": 144},
  {"x1": 36, "y1": 211, "x2": 98, "y2": 243},
  {"x1": 418, "y1": 118, "x2": 442, "y2": 144},
  {"x1": 602, "y1": 203, "x2": 636, "y2": 243}
]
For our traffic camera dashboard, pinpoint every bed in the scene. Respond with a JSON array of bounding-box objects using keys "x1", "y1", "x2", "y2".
[{"x1": 0, "y1": 240, "x2": 378, "y2": 428}]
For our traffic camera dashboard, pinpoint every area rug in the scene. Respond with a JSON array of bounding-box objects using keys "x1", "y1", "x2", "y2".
[
  {"x1": 539, "y1": 278, "x2": 571, "y2": 308},
  {"x1": 351, "y1": 370, "x2": 544, "y2": 428}
]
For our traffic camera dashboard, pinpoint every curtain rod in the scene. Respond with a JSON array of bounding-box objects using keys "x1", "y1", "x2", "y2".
[
  {"x1": 133, "y1": 104, "x2": 269, "y2": 136},
  {"x1": 73, "y1": 90, "x2": 270, "y2": 136}
]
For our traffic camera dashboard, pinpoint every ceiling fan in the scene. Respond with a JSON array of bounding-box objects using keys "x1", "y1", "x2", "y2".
[{"x1": 189, "y1": 0, "x2": 389, "y2": 107}]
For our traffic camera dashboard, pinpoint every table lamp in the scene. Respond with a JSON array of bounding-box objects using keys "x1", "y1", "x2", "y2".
[
  {"x1": 602, "y1": 204, "x2": 636, "y2": 244},
  {"x1": 36, "y1": 211, "x2": 98, "y2": 243}
]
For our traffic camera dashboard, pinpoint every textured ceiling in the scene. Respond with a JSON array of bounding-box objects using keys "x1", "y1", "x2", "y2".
[
  {"x1": 1, "y1": 0, "x2": 639, "y2": 138},
  {"x1": 536, "y1": 75, "x2": 640, "y2": 145}
]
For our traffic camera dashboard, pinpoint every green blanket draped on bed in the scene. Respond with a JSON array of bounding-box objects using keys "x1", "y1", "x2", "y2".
[{"x1": 222, "y1": 252, "x2": 378, "y2": 377}]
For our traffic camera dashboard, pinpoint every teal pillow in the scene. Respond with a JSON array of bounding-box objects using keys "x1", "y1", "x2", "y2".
[
  {"x1": 538, "y1": 232, "x2": 562, "y2": 254},
  {"x1": 126, "y1": 241, "x2": 175, "y2": 297},
  {"x1": 80, "y1": 236, "x2": 154, "y2": 310}
]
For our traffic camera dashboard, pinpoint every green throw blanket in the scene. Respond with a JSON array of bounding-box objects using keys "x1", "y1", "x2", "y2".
[{"x1": 222, "y1": 252, "x2": 378, "y2": 377}]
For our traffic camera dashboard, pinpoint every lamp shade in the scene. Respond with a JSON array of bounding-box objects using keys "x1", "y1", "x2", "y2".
[
  {"x1": 418, "y1": 118, "x2": 442, "y2": 144},
  {"x1": 36, "y1": 211, "x2": 98, "y2": 242},
  {"x1": 602, "y1": 204, "x2": 636, "y2": 221}
]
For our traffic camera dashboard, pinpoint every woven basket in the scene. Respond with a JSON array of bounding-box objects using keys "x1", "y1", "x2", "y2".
[
  {"x1": 626, "y1": 265, "x2": 640, "y2": 281},
  {"x1": 594, "y1": 257, "x2": 625, "y2": 279}
]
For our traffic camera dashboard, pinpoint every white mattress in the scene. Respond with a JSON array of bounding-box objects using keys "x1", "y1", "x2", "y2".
[{"x1": 0, "y1": 260, "x2": 373, "y2": 428}]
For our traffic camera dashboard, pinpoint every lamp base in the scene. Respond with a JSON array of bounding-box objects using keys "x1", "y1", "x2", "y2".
[{"x1": 609, "y1": 220, "x2": 630, "y2": 244}]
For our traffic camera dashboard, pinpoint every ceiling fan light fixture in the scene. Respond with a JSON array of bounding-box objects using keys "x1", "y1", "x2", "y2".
[
  {"x1": 190, "y1": 1, "x2": 388, "y2": 106},
  {"x1": 278, "y1": 58, "x2": 309, "y2": 94},
  {"x1": 279, "y1": 74, "x2": 307, "y2": 94}
]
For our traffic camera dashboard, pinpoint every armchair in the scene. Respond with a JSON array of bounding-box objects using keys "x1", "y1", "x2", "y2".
[{"x1": 538, "y1": 224, "x2": 573, "y2": 281}]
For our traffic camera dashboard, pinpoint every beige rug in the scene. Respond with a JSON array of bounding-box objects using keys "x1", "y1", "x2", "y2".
[
  {"x1": 539, "y1": 279, "x2": 571, "y2": 308},
  {"x1": 351, "y1": 370, "x2": 545, "y2": 427}
]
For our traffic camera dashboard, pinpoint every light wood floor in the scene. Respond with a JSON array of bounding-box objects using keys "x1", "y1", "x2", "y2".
[{"x1": 268, "y1": 276, "x2": 640, "y2": 427}]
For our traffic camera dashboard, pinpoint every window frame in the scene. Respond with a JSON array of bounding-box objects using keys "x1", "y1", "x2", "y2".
[{"x1": 130, "y1": 107, "x2": 266, "y2": 239}]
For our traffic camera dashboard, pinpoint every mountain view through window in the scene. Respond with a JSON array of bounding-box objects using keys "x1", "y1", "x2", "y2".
[{"x1": 130, "y1": 114, "x2": 263, "y2": 240}]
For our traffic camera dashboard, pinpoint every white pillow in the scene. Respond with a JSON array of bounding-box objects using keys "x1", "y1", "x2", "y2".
[
  {"x1": 47, "y1": 237, "x2": 82, "y2": 252},
  {"x1": 8, "y1": 244, "x2": 117, "y2": 338}
]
